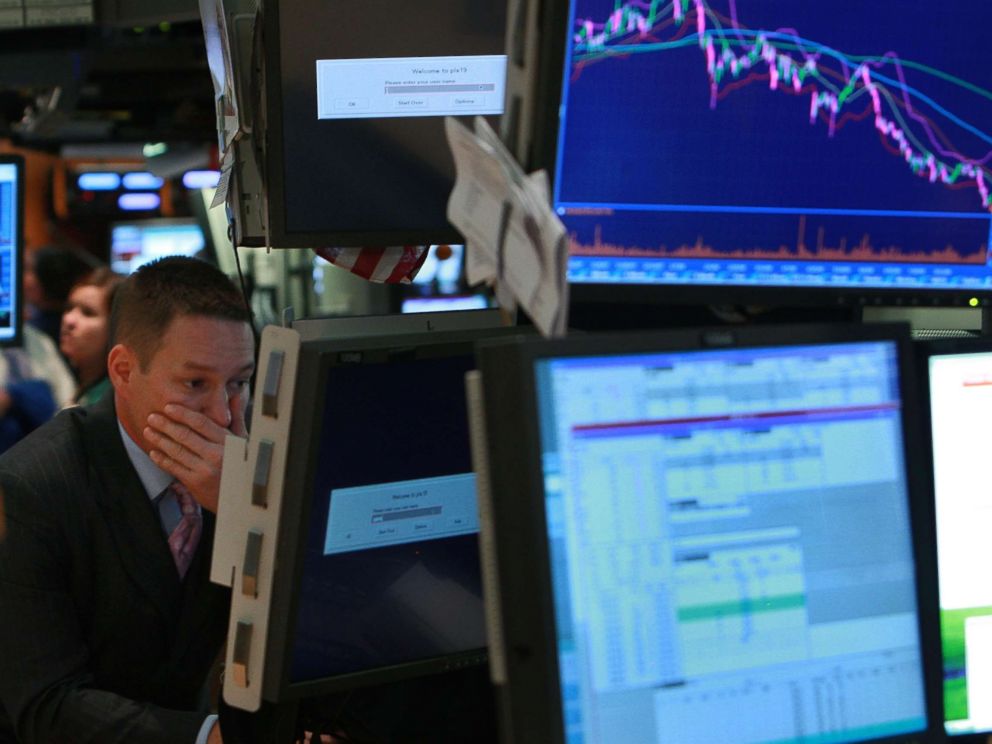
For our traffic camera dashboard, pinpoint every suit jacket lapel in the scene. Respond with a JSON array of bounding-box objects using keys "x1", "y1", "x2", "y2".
[{"x1": 82, "y1": 395, "x2": 182, "y2": 625}]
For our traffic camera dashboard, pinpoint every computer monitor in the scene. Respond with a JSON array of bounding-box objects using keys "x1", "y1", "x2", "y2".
[
  {"x1": 471, "y1": 324, "x2": 940, "y2": 743},
  {"x1": 292, "y1": 307, "x2": 504, "y2": 342},
  {"x1": 260, "y1": 326, "x2": 521, "y2": 700},
  {"x1": 536, "y1": 1, "x2": 992, "y2": 307},
  {"x1": 0, "y1": 156, "x2": 23, "y2": 347},
  {"x1": 918, "y1": 337, "x2": 992, "y2": 736},
  {"x1": 109, "y1": 218, "x2": 210, "y2": 274},
  {"x1": 262, "y1": 0, "x2": 508, "y2": 247}
]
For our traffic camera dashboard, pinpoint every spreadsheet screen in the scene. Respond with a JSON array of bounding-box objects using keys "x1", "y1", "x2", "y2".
[{"x1": 534, "y1": 341, "x2": 927, "y2": 743}]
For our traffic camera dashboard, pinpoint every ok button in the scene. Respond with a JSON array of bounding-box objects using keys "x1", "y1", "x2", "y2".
[{"x1": 335, "y1": 98, "x2": 369, "y2": 110}]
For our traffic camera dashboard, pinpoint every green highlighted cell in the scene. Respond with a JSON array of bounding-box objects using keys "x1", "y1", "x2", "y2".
[
  {"x1": 678, "y1": 593, "x2": 806, "y2": 622},
  {"x1": 941, "y1": 605, "x2": 992, "y2": 724}
]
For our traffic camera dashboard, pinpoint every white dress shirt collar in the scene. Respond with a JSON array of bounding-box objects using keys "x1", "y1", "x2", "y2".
[{"x1": 117, "y1": 419, "x2": 173, "y2": 503}]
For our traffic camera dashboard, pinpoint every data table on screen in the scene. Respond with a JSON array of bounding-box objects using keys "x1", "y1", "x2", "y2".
[{"x1": 534, "y1": 341, "x2": 926, "y2": 743}]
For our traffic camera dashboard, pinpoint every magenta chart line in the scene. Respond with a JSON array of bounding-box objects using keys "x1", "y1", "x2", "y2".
[{"x1": 569, "y1": 0, "x2": 992, "y2": 213}]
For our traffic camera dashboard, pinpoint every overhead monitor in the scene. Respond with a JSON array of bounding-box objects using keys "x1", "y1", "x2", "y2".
[
  {"x1": 538, "y1": 1, "x2": 992, "y2": 306},
  {"x1": 472, "y1": 324, "x2": 940, "y2": 743},
  {"x1": 918, "y1": 337, "x2": 992, "y2": 736},
  {"x1": 65, "y1": 166, "x2": 167, "y2": 218},
  {"x1": 109, "y1": 218, "x2": 211, "y2": 274},
  {"x1": 260, "y1": 325, "x2": 520, "y2": 700},
  {"x1": 263, "y1": 0, "x2": 508, "y2": 247},
  {"x1": 0, "y1": 156, "x2": 23, "y2": 347}
]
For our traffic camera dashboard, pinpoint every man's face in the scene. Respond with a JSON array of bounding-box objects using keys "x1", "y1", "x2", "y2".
[{"x1": 113, "y1": 314, "x2": 255, "y2": 453}]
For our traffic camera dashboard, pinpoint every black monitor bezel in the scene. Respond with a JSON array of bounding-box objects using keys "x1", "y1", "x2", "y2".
[
  {"x1": 525, "y1": 0, "x2": 992, "y2": 310},
  {"x1": 261, "y1": 0, "x2": 492, "y2": 248},
  {"x1": 0, "y1": 154, "x2": 24, "y2": 349},
  {"x1": 568, "y1": 281, "x2": 992, "y2": 311},
  {"x1": 915, "y1": 334, "x2": 992, "y2": 741},
  {"x1": 263, "y1": 325, "x2": 521, "y2": 702},
  {"x1": 476, "y1": 322, "x2": 943, "y2": 744}
]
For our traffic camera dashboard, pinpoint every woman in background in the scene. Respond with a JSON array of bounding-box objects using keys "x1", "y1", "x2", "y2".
[
  {"x1": 60, "y1": 268, "x2": 125, "y2": 406},
  {"x1": 24, "y1": 245, "x2": 96, "y2": 348}
]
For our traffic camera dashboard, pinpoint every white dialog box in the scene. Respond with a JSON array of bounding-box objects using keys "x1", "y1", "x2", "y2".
[{"x1": 316, "y1": 55, "x2": 507, "y2": 120}]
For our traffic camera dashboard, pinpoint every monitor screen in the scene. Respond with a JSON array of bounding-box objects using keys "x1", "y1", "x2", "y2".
[
  {"x1": 109, "y1": 219, "x2": 208, "y2": 274},
  {"x1": 290, "y1": 353, "x2": 484, "y2": 683},
  {"x1": 402, "y1": 295, "x2": 489, "y2": 314},
  {"x1": 0, "y1": 157, "x2": 22, "y2": 346},
  {"x1": 474, "y1": 326, "x2": 935, "y2": 743},
  {"x1": 923, "y1": 340, "x2": 992, "y2": 736},
  {"x1": 264, "y1": 0, "x2": 508, "y2": 246},
  {"x1": 264, "y1": 330, "x2": 520, "y2": 698},
  {"x1": 547, "y1": 1, "x2": 992, "y2": 305},
  {"x1": 412, "y1": 245, "x2": 466, "y2": 294}
]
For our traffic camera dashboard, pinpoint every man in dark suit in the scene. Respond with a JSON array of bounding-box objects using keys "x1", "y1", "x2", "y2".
[{"x1": 0, "y1": 257, "x2": 255, "y2": 744}]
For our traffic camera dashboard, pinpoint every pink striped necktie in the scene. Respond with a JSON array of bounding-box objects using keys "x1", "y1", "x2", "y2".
[{"x1": 166, "y1": 482, "x2": 202, "y2": 580}]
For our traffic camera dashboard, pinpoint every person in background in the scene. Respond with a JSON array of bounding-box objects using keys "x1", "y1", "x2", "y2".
[
  {"x1": 0, "y1": 246, "x2": 82, "y2": 450},
  {"x1": 60, "y1": 267, "x2": 125, "y2": 406},
  {"x1": 0, "y1": 324, "x2": 76, "y2": 453},
  {"x1": 18, "y1": 324, "x2": 76, "y2": 409},
  {"x1": 23, "y1": 244, "x2": 96, "y2": 347},
  {"x1": 0, "y1": 341, "x2": 58, "y2": 454}
]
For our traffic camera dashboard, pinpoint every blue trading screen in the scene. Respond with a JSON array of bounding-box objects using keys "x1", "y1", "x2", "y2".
[
  {"x1": 555, "y1": 1, "x2": 992, "y2": 295},
  {"x1": 534, "y1": 341, "x2": 927, "y2": 743},
  {"x1": 0, "y1": 163, "x2": 17, "y2": 341}
]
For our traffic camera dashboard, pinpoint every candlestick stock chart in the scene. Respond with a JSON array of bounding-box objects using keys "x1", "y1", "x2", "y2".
[{"x1": 556, "y1": 0, "x2": 992, "y2": 291}]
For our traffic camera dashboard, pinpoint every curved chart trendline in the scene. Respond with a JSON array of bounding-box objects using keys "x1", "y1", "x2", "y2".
[{"x1": 571, "y1": 0, "x2": 992, "y2": 212}]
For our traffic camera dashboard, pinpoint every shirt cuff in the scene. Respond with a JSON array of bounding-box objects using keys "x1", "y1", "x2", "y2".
[{"x1": 195, "y1": 714, "x2": 218, "y2": 744}]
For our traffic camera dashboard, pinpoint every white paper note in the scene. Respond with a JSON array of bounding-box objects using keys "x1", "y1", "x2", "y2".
[{"x1": 446, "y1": 117, "x2": 569, "y2": 336}]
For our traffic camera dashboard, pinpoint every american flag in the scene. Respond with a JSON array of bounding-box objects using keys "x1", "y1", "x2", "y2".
[{"x1": 313, "y1": 246, "x2": 429, "y2": 283}]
